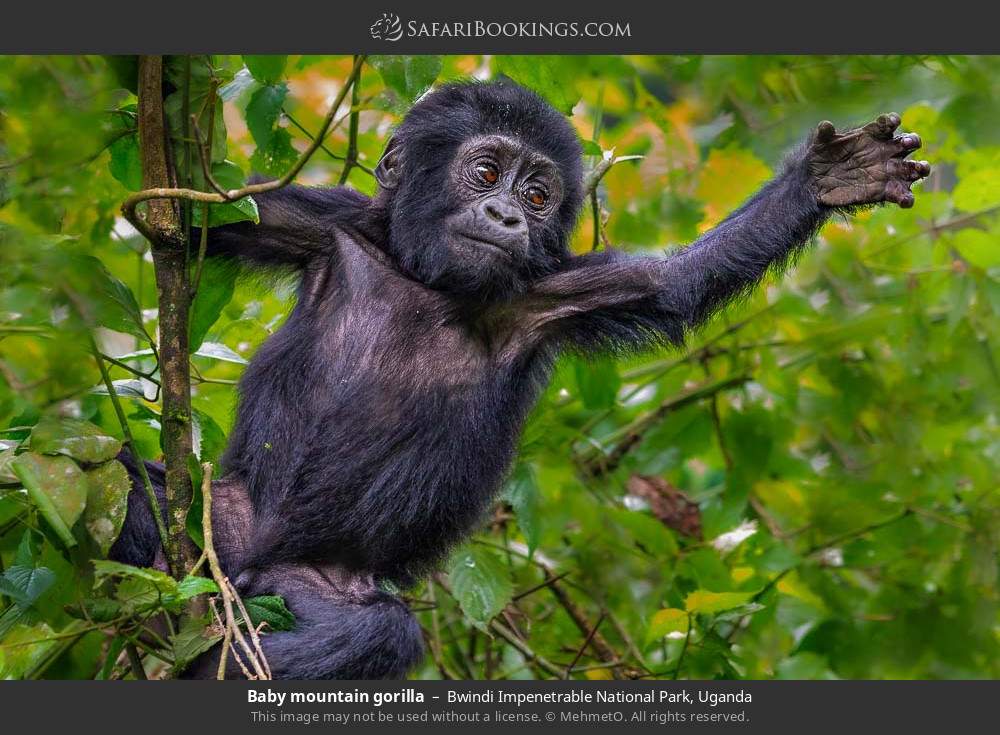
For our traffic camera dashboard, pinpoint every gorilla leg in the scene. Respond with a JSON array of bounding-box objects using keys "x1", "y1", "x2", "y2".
[
  {"x1": 182, "y1": 564, "x2": 423, "y2": 680},
  {"x1": 110, "y1": 452, "x2": 423, "y2": 679}
]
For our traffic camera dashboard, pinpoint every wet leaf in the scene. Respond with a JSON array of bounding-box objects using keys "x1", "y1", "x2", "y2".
[
  {"x1": 446, "y1": 545, "x2": 512, "y2": 625},
  {"x1": 11, "y1": 453, "x2": 87, "y2": 547},
  {"x1": 82, "y1": 459, "x2": 131, "y2": 555},
  {"x1": 30, "y1": 416, "x2": 122, "y2": 464}
]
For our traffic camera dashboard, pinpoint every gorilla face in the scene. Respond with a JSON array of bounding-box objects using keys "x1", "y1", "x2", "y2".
[{"x1": 373, "y1": 81, "x2": 584, "y2": 302}]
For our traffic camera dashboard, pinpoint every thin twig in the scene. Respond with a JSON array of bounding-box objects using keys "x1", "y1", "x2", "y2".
[
  {"x1": 564, "y1": 612, "x2": 606, "y2": 678},
  {"x1": 338, "y1": 56, "x2": 362, "y2": 186},
  {"x1": 200, "y1": 462, "x2": 270, "y2": 680}
]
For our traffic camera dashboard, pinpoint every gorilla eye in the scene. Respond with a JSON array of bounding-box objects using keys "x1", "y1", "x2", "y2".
[
  {"x1": 475, "y1": 162, "x2": 500, "y2": 185},
  {"x1": 524, "y1": 186, "x2": 548, "y2": 208}
]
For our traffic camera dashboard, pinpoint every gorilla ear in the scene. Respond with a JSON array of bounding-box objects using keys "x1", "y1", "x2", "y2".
[{"x1": 374, "y1": 137, "x2": 403, "y2": 190}]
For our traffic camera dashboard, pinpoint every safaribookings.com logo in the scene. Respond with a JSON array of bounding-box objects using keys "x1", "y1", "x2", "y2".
[
  {"x1": 369, "y1": 13, "x2": 631, "y2": 41},
  {"x1": 370, "y1": 13, "x2": 404, "y2": 41}
]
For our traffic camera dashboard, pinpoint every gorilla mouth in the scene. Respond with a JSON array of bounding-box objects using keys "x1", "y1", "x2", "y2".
[{"x1": 456, "y1": 231, "x2": 513, "y2": 257}]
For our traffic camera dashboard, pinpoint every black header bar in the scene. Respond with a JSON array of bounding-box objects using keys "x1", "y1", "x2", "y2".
[{"x1": 1, "y1": 1, "x2": 997, "y2": 54}]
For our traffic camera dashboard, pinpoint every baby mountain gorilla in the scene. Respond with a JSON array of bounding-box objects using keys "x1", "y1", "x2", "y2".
[{"x1": 111, "y1": 80, "x2": 929, "y2": 679}]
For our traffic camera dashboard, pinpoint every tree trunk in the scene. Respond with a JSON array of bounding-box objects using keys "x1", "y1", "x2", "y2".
[{"x1": 136, "y1": 55, "x2": 198, "y2": 580}]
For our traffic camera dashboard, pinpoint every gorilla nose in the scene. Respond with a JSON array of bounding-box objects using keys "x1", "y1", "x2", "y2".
[{"x1": 481, "y1": 199, "x2": 524, "y2": 230}]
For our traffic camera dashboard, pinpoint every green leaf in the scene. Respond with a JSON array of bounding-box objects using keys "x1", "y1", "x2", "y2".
[
  {"x1": 192, "y1": 409, "x2": 226, "y2": 465},
  {"x1": 0, "y1": 623, "x2": 57, "y2": 679},
  {"x1": 11, "y1": 453, "x2": 87, "y2": 547},
  {"x1": 249, "y1": 127, "x2": 298, "y2": 178},
  {"x1": 504, "y1": 463, "x2": 541, "y2": 554},
  {"x1": 30, "y1": 416, "x2": 122, "y2": 464},
  {"x1": 244, "y1": 595, "x2": 296, "y2": 632},
  {"x1": 61, "y1": 254, "x2": 148, "y2": 340},
  {"x1": 0, "y1": 565, "x2": 56, "y2": 610},
  {"x1": 573, "y1": 356, "x2": 621, "y2": 410},
  {"x1": 243, "y1": 55, "x2": 288, "y2": 85},
  {"x1": 493, "y1": 56, "x2": 580, "y2": 115},
  {"x1": 684, "y1": 590, "x2": 756, "y2": 615},
  {"x1": 171, "y1": 615, "x2": 223, "y2": 672},
  {"x1": 369, "y1": 56, "x2": 442, "y2": 103},
  {"x1": 90, "y1": 379, "x2": 151, "y2": 401},
  {"x1": 952, "y1": 148, "x2": 1000, "y2": 212},
  {"x1": 82, "y1": 460, "x2": 130, "y2": 555},
  {"x1": 194, "y1": 341, "x2": 248, "y2": 364},
  {"x1": 108, "y1": 130, "x2": 141, "y2": 191},
  {"x1": 14, "y1": 530, "x2": 37, "y2": 568},
  {"x1": 953, "y1": 229, "x2": 1000, "y2": 270},
  {"x1": 219, "y1": 68, "x2": 257, "y2": 103},
  {"x1": 94, "y1": 560, "x2": 180, "y2": 614},
  {"x1": 177, "y1": 575, "x2": 219, "y2": 600},
  {"x1": 610, "y1": 507, "x2": 679, "y2": 558},
  {"x1": 97, "y1": 636, "x2": 126, "y2": 679},
  {"x1": 93, "y1": 559, "x2": 177, "y2": 589},
  {"x1": 246, "y1": 83, "x2": 289, "y2": 149},
  {"x1": 446, "y1": 545, "x2": 513, "y2": 625},
  {"x1": 645, "y1": 607, "x2": 689, "y2": 646},
  {"x1": 75, "y1": 598, "x2": 124, "y2": 624},
  {"x1": 0, "y1": 447, "x2": 20, "y2": 484},
  {"x1": 188, "y1": 259, "x2": 238, "y2": 352}
]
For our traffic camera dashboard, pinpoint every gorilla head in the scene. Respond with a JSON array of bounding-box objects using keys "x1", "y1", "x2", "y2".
[{"x1": 373, "y1": 80, "x2": 585, "y2": 301}]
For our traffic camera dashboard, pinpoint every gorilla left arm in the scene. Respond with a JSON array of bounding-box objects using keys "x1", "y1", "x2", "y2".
[{"x1": 524, "y1": 114, "x2": 929, "y2": 353}]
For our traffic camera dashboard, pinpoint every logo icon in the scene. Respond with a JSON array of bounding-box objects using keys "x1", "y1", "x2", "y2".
[{"x1": 370, "y1": 13, "x2": 403, "y2": 42}]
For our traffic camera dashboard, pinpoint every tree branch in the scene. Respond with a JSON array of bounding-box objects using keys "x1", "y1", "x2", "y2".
[{"x1": 121, "y1": 56, "x2": 366, "y2": 242}]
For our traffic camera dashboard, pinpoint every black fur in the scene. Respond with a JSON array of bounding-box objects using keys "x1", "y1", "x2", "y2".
[{"x1": 111, "y1": 80, "x2": 834, "y2": 679}]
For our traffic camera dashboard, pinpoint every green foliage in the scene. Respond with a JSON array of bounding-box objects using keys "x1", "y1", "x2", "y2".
[
  {"x1": 446, "y1": 545, "x2": 513, "y2": 626},
  {"x1": 369, "y1": 56, "x2": 442, "y2": 106},
  {"x1": 30, "y1": 417, "x2": 122, "y2": 464},
  {"x1": 243, "y1": 595, "x2": 296, "y2": 632},
  {"x1": 12, "y1": 453, "x2": 88, "y2": 547},
  {"x1": 82, "y1": 460, "x2": 130, "y2": 555},
  {"x1": 243, "y1": 55, "x2": 288, "y2": 85},
  {"x1": 1, "y1": 53, "x2": 998, "y2": 680}
]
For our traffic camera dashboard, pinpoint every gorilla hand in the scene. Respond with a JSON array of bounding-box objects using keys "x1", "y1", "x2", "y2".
[{"x1": 808, "y1": 113, "x2": 931, "y2": 209}]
